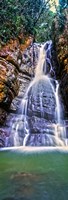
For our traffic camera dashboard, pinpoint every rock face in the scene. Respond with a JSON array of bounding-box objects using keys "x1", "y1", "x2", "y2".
[
  {"x1": 28, "y1": 79, "x2": 56, "y2": 126},
  {"x1": 26, "y1": 79, "x2": 56, "y2": 146},
  {"x1": 52, "y1": 9, "x2": 68, "y2": 116},
  {"x1": 0, "y1": 39, "x2": 20, "y2": 125},
  {"x1": 0, "y1": 36, "x2": 34, "y2": 146},
  {"x1": 0, "y1": 33, "x2": 67, "y2": 147},
  {"x1": 0, "y1": 36, "x2": 33, "y2": 124}
]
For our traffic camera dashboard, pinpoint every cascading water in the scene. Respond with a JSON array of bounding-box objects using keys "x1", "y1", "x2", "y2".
[{"x1": 13, "y1": 41, "x2": 67, "y2": 146}]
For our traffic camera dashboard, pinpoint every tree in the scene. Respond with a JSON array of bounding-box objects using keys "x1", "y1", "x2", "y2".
[
  {"x1": 0, "y1": 0, "x2": 50, "y2": 43},
  {"x1": 35, "y1": 10, "x2": 55, "y2": 42},
  {"x1": 56, "y1": 0, "x2": 67, "y2": 32},
  {"x1": 59, "y1": 0, "x2": 67, "y2": 9}
]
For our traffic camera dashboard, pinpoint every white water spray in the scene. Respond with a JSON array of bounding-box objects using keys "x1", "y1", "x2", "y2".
[
  {"x1": 55, "y1": 80, "x2": 61, "y2": 123},
  {"x1": 14, "y1": 123, "x2": 20, "y2": 146}
]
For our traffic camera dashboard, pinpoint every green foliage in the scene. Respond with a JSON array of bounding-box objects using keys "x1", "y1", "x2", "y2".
[
  {"x1": 59, "y1": 0, "x2": 67, "y2": 9},
  {"x1": 0, "y1": 0, "x2": 45, "y2": 43},
  {"x1": 58, "y1": 12, "x2": 66, "y2": 32},
  {"x1": 0, "y1": 0, "x2": 21, "y2": 42},
  {"x1": 56, "y1": 0, "x2": 67, "y2": 33},
  {"x1": 35, "y1": 11, "x2": 55, "y2": 42},
  {"x1": 0, "y1": 0, "x2": 67, "y2": 44}
]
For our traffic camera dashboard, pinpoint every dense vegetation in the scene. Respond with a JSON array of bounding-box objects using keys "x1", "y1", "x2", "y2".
[
  {"x1": 0, "y1": 0, "x2": 67, "y2": 43},
  {"x1": 0, "y1": 0, "x2": 45, "y2": 42}
]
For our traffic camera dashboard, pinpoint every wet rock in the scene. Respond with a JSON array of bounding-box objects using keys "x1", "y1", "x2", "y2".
[
  {"x1": 0, "y1": 57, "x2": 19, "y2": 117},
  {"x1": 0, "y1": 137, "x2": 5, "y2": 147},
  {"x1": 0, "y1": 36, "x2": 33, "y2": 125},
  {"x1": 28, "y1": 116, "x2": 53, "y2": 134},
  {"x1": 27, "y1": 79, "x2": 56, "y2": 121},
  {"x1": 20, "y1": 43, "x2": 39, "y2": 77},
  {"x1": 0, "y1": 40, "x2": 20, "y2": 124},
  {"x1": 0, "y1": 129, "x2": 10, "y2": 147},
  {"x1": 59, "y1": 74, "x2": 68, "y2": 115},
  {"x1": 0, "y1": 108, "x2": 7, "y2": 125},
  {"x1": 25, "y1": 78, "x2": 56, "y2": 139}
]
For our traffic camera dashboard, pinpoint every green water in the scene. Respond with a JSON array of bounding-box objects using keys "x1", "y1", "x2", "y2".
[{"x1": 0, "y1": 150, "x2": 68, "y2": 200}]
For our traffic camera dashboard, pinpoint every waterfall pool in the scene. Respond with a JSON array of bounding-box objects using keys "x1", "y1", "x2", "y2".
[{"x1": 0, "y1": 147, "x2": 68, "y2": 200}]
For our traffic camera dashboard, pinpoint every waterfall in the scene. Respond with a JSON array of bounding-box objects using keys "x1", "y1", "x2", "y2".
[
  {"x1": 55, "y1": 80, "x2": 61, "y2": 123},
  {"x1": 35, "y1": 44, "x2": 46, "y2": 77},
  {"x1": 14, "y1": 123, "x2": 20, "y2": 146},
  {"x1": 13, "y1": 41, "x2": 66, "y2": 147}
]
